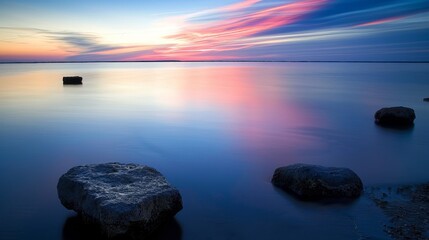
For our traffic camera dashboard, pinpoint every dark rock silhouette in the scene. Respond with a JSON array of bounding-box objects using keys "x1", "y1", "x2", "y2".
[
  {"x1": 374, "y1": 106, "x2": 415, "y2": 128},
  {"x1": 272, "y1": 164, "x2": 363, "y2": 200},
  {"x1": 57, "y1": 162, "x2": 183, "y2": 238},
  {"x1": 424, "y1": 98, "x2": 429, "y2": 102},
  {"x1": 63, "y1": 76, "x2": 83, "y2": 85}
]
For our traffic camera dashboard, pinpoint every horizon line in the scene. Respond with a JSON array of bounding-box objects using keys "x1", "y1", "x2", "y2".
[{"x1": 1, "y1": 60, "x2": 429, "y2": 64}]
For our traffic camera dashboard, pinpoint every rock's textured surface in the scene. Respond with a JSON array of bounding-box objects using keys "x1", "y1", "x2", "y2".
[
  {"x1": 63, "y1": 76, "x2": 82, "y2": 85},
  {"x1": 57, "y1": 163, "x2": 182, "y2": 238},
  {"x1": 374, "y1": 106, "x2": 415, "y2": 127},
  {"x1": 272, "y1": 164, "x2": 363, "y2": 200}
]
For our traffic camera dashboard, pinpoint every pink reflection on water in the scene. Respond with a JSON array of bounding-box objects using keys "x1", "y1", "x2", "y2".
[
  {"x1": 156, "y1": 65, "x2": 327, "y2": 151},
  {"x1": 0, "y1": 63, "x2": 327, "y2": 156}
]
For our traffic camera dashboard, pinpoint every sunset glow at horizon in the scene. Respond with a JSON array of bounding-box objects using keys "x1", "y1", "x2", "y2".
[{"x1": 1, "y1": 0, "x2": 429, "y2": 62}]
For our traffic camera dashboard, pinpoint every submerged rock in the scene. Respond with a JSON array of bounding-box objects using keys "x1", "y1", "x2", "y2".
[
  {"x1": 367, "y1": 183, "x2": 429, "y2": 240},
  {"x1": 424, "y1": 98, "x2": 429, "y2": 102},
  {"x1": 57, "y1": 162, "x2": 182, "y2": 238},
  {"x1": 272, "y1": 164, "x2": 363, "y2": 200},
  {"x1": 63, "y1": 76, "x2": 82, "y2": 85},
  {"x1": 374, "y1": 106, "x2": 415, "y2": 127}
]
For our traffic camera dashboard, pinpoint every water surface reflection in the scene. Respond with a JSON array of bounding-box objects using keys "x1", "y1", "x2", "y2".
[
  {"x1": 62, "y1": 216, "x2": 182, "y2": 240},
  {"x1": 1, "y1": 62, "x2": 428, "y2": 239}
]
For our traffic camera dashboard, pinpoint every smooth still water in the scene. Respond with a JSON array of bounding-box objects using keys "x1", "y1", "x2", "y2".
[{"x1": 0, "y1": 62, "x2": 428, "y2": 240}]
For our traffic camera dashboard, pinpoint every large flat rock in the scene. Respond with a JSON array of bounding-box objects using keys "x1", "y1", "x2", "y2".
[
  {"x1": 272, "y1": 164, "x2": 363, "y2": 200},
  {"x1": 57, "y1": 162, "x2": 182, "y2": 238}
]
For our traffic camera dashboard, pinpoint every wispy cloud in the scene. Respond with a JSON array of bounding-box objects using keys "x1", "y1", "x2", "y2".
[
  {"x1": 355, "y1": 16, "x2": 407, "y2": 27},
  {"x1": 0, "y1": 27, "x2": 113, "y2": 54},
  {"x1": 0, "y1": 27, "x2": 159, "y2": 60},
  {"x1": 137, "y1": 0, "x2": 328, "y2": 60},
  {"x1": 1, "y1": 0, "x2": 429, "y2": 61},
  {"x1": 132, "y1": 0, "x2": 429, "y2": 60}
]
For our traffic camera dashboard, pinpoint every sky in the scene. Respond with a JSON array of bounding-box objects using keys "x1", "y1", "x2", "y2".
[{"x1": 0, "y1": 0, "x2": 428, "y2": 62}]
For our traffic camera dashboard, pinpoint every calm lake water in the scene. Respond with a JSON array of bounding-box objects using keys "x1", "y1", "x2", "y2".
[{"x1": 0, "y1": 62, "x2": 428, "y2": 239}]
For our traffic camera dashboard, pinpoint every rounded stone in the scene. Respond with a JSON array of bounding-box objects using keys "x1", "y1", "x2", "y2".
[
  {"x1": 272, "y1": 164, "x2": 363, "y2": 200},
  {"x1": 57, "y1": 162, "x2": 183, "y2": 238},
  {"x1": 374, "y1": 106, "x2": 415, "y2": 127}
]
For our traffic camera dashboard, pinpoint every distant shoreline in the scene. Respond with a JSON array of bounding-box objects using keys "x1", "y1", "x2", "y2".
[{"x1": 1, "y1": 60, "x2": 429, "y2": 64}]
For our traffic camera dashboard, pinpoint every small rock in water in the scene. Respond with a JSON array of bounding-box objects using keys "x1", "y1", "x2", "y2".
[
  {"x1": 271, "y1": 163, "x2": 363, "y2": 200},
  {"x1": 57, "y1": 162, "x2": 183, "y2": 238},
  {"x1": 63, "y1": 76, "x2": 82, "y2": 85},
  {"x1": 374, "y1": 106, "x2": 415, "y2": 128},
  {"x1": 423, "y1": 98, "x2": 429, "y2": 102}
]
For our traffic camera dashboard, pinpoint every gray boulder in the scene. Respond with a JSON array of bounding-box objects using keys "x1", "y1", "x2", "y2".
[
  {"x1": 374, "y1": 106, "x2": 415, "y2": 127},
  {"x1": 57, "y1": 162, "x2": 182, "y2": 238},
  {"x1": 272, "y1": 164, "x2": 363, "y2": 200}
]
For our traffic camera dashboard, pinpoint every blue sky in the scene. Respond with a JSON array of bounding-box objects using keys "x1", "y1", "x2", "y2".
[{"x1": 0, "y1": 0, "x2": 428, "y2": 61}]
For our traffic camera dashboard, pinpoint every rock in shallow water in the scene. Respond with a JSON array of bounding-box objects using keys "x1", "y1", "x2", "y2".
[
  {"x1": 272, "y1": 164, "x2": 363, "y2": 200},
  {"x1": 57, "y1": 162, "x2": 183, "y2": 238},
  {"x1": 63, "y1": 76, "x2": 82, "y2": 85},
  {"x1": 374, "y1": 106, "x2": 415, "y2": 127}
]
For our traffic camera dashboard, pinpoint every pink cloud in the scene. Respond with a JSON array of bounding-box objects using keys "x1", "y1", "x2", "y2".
[
  {"x1": 209, "y1": 0, "x2": 262, "y2": 11},
  {"x1": 219, "y1": 0, "x2": 261, "y2": 12},
  {"x1": 355, "y1": 16, "x2": 405, "y2": 27},
  {"x1": 135, "y1": 0, "x2": 327, "y2": 60},
  {"x1": 181, "y1": 0, "x2": 261, "y2": 19}
]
